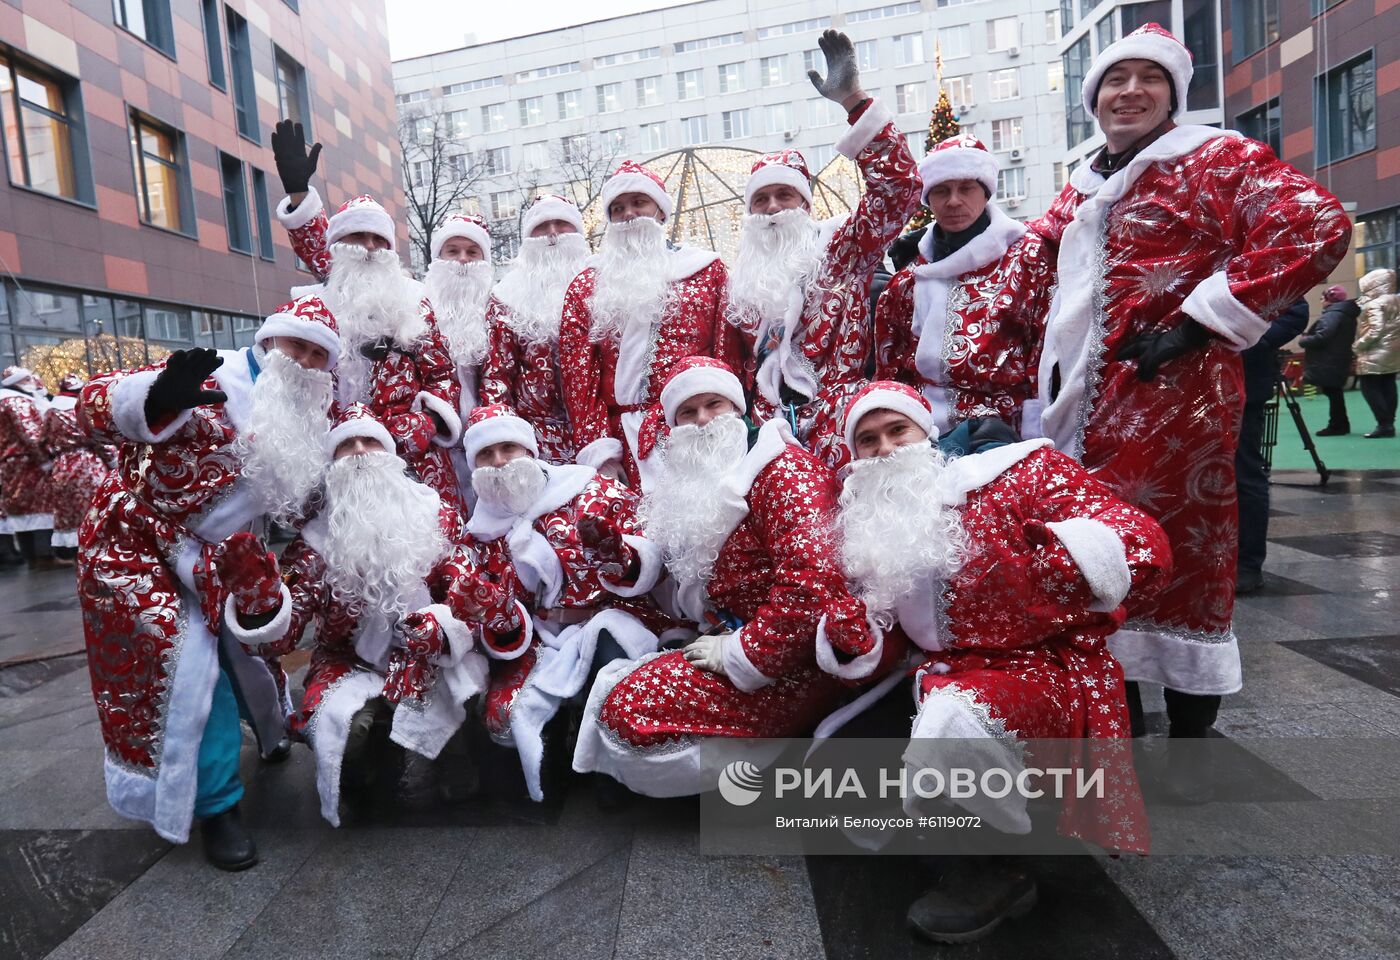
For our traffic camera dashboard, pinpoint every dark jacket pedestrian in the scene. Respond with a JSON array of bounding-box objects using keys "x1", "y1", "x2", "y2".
[{"x1": 1301, "y1": 285, "x2": 1358, "y2": 434}]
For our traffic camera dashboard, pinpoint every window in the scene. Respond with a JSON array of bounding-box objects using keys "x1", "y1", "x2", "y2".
[
  {"x1": 1310, "y1": 0, "x2": 1346, "y2": 12},
  {"x1": 1121, "y1": 1, "x2": 1171, "y2": 33},
  {"x1": 1183, "y1": 0, "x2": 1219, "y2": 110},
  {"x1": 718, "y1": 63, "x2": 745, "y2": 95},
  {"x1": 856, "y1": 40, "x2": 878, "y2": 70},
  {"x1": 522, "y1": 141, "x2": 548, "y2": 170},
  {"x1": 556, "y1": 89, "x2": 581, "y2": 120},
  {"x1": 808, "y1": 144, "x2": 835, "y2": 171},
  {"x1": 848, "y1": 2, "x2": 920, "y2": 23},
  {"x1": 1316, "y1": 53, "x2": 1375, "y2": 165},
  {"x1": 443, "y1": 76, "x2": 503, "y2": 95},
  {"x1": 989, "y1": 68, "x2": 1020, "y2": 101},
  {"x1": 481, "y1": 103, "x2": 506, "y2": 133},
  {"x1": 1231, "y1": 0, "x2": 1279, "y2": 61},
  {"x1": 410, "y1": 114, "x2": 434, "y2": 143},
  {"x1": 395, "y1": 90, "x2": 429, "y2": 106},
  {"x1": 128, "y1": 110, "x2": 190, "y2": 233},
  {"x1": 446, "y1": 110, "x2": 470, "y2": 139},
  {"x1": 409, "y1": 159, "x2": 431, "y2": 189},
  {"x1": 940, "y1": 25, "x2": 971, "y2": 60},
  {"x1": 225, "y1": 7, "x2": 258, "y2": 141},
  {"x1": 1095, "y1": 15, "x2": 1118, "y2": 52},
  {"x1": 990, "y1": 117, "x2": 1023, "y2": 151},
  {"x1": 636, "y1": 76, "x2": 662, "y2": 106},
  {"x1": 515, "y1": 61, "x2": 579, "y2": 83},
  {"x1": 490, "y1": 191, "x2": 517, "y2": 221},
  {"x1": 0, "y1": 52, "x2": 93, "y2": 203},
  {"x1": 113, "y1": 0, "x2": 175, "y2": 56},
  {"x1": 803, "y1": 49, "x2": 822, "y2": 76},
  {"x1": 1046, "y1": 60, "x2": 1064, "y2": 92},
  {"x1": 676, "y1": 69, "x2": 703, "y2": 101},
  {"x1": 895, "y1": 82, "x2": 926, "y2": 115},
  {"x1": 757, "y1": 17, "x2": 829, "y2": 39},
  {"x1": 938, "y1": 0, "x2": 982, "y2": 5},
  {"x1": 987, "y1": 16, "x2": 1020, "y2": 52},
  {"x1": 1045, "y1": 9, "x2": 1062, "y2": 40},
  {"x1": 1053, "y1": 161, "x2": 1066, "y2": 192},
  {"x1": 219, "y1": 152, "x2": 252, "y2": 253},
  {"x1": 201, "y1": 0, "x2": 226, "y2": 89},
  {"x1": 997, "y1": 167, "x2": 1026, "y2": 199},
  {"x1": 764, "y1": 103, "x2": 796, "y2": 136},
  {"x1": 274, "y1": 48, "x2": 311, "y2": 132},
  {"x1": 681, "y1": 116, "x2": 708, "y2": 146},
  {"x1": 894, "y1": 33, "x2": 925, "y2": 67},
  {"x1": 250, "y1": 168, "x2": 275, "y2": 260},
  {"x1": 723, "y1": 109, "x2": 751, "y2": 139},
  {"x1": 641, "y1": 121, "x2": 666, "y2": 152},
  {"x1": 1353, "y1": 209, "x2": 1397, "y2": 277},
  {"x1": 145, "y1": 306, "x2": 192, "y2": 344},
  {"x1": 594, "y1": 46, "x2": 660, "y2": 68},
  {"x1": 1237, "y1": 97, "x2": 1281, "y2": 155},
  {"x1": 596, "y1": 82, "x2": 622, "y2": 113},
  {"x1": 519, "y1": 96, "x2": 544, "y2": 126},
  {"x1": 808, "y1": 98, "x2": 841, "y2": 127},
  {"x1": 483, "y1": 146, "x2": 510, "y2": 175},
  {"x1": 561, "y1": 135, "x2": 587, "y2": 163},
  {"x1": 1063, "y1": 36, "x2": 1093, "y2": 147},
  {"x1": 602, "y1": 128, "x2": 627, "y2": 152},
  {"x1": 945, "y1": 75, "x2": 973, "y2": 108},
  {"x1": 1059, "y1": 0, "x2": 1073, "y2": 36},
  {"x1": 761, "y1": 56, "x2": 787, "y2": 87},
  {"x1": 674, "y1": 33, "x2": 743, "y2": 54}
]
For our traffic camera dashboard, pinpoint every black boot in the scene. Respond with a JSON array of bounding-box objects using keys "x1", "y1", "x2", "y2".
[
  {"x1": 1364, "y1": 426, "x2": 1396, "y2": 438},
  {"x1": 261, "y1": 736, "x2": 292, "y2": 764},
  {"x1": 435, "y1": 720, "x2": 482, "y2": 805},
  {"x1": 200, "y1": 804, "x2": 258, "y2": 871},
  {"x1": 340, "y1": 698, "x2": 398, "y2": 815},
  {"x1": 1235, "y1": 567, "x2": 1264, "y2": 595},
  {"x1": 1315, "y1": 425, "x2": 1350, "y2": 436},
  {"x1": 906, "y1": 860, "x2": 1037, "y2": 944}
]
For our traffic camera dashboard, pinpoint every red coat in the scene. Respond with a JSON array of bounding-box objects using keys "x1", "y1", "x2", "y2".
[
  {"x1": 0, "y1": 387, "x2": 51, "y2": 528},
  {"x1": 479, "y1": 295, "x2": 575, "y2": 464},
  {"x1": 1029, "y1": 127, "x2": 1350, "y2": 695},
  {"x1": 43, "y1": 393, "x2": 111, "y2": 545}
]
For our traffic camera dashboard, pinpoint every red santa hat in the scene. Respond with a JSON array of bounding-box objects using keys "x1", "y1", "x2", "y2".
[
  {"x1": 326, "y1": 402, "x2": 395, "y2": 456},
  {"x1": 431, "y1": 213, "x2": 492, "y2": 262},
  {"x1": 745, "y1": 150, "x2": 813, "y2": 210},
  {"x1": 255, "y1": 294, "x2": 342, "y2": 370},
  {"x1": 326, "y1": 194, "x2": 397, "y2": 249},
  {"x1": 843, "y1": 380, "x2": 938, "y2": 455},
  {"x1": 1082, "y1": 22, "x2": 1194, "y2": 117},
  {"x1": 462, "y1": 403, "x2": 539, "y2": 467},
  {"x1": 918, "y1": 134, "x2": 1000, "y2": 202},
  {"x1": 58, "y1": 372, "x2": 85, "y2": 393},
  {"x1": 599, "y1": 160, "x2": 674, "y2": 222},
  {"x1": 1, "y1": 366, "x2": 33, "y2": 388},
  {"x1": 521, "y1": 194, "x2": 585, "y2": 237}
]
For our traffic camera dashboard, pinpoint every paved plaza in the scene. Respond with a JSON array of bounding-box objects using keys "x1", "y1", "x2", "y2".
[{"x1": 2, "y1": 469, "x2": 1398, "y2": 960}]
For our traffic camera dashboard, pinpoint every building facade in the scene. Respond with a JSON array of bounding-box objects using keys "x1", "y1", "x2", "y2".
[
  {"x1": 0, "y1": 0, "x2": 402, "y2": 381},
  {"x1": 392, "y1": 0, "x2": 1068, "y2": 266}
]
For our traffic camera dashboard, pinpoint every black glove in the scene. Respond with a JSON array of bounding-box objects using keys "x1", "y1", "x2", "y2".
[
  {"x1": 271, "y1": 119, "x2": 321, "y2": 197},
  {"x1": 1115, "y1": 319, "x2": 1212, "y2": 381},
  {"x1": 144, "y1": 348, "x2": 226, "y2": 426},
  {"x1": 807, "y1": 30, "x2": 861, "y2": 104}
]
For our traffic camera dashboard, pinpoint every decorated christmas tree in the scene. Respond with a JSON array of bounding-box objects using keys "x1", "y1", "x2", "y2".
[{"x1": 905, "y1": 88, "x2": 961, "y2": 232}]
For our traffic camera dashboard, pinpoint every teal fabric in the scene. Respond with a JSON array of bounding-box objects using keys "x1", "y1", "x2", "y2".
[{"x1": 193, "y1": 668, "x2": 245, "y2": 819}]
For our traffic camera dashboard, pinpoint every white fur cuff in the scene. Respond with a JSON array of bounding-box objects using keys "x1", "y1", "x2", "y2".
[
  {"x1": 813, "y1": 613, "x2": 885, "y2": 681},
  {"x1": 720, "y1": 628, "x2": 775, "y2": 693},
  {"x1": 482, "y1": 600, "x2": 534, "y2": 660},
  {"x1": 1045, "y1": 517, "x2": 1132, "y2": 613},
  {"x1": 417, "y1": 602, "x2": 475, "y2": 663},
  {"x1": 275, "y1": 186, "x2": 323, "y2": 231},
  {"x1": 223, "y1": 584, "x2": 294, "y2": 651},
  {"x1": 601, "y1": 534, "x2": 666, "y2": 598},
  {"x1": 836, "y1": 99, "x2": 894, "y2": 160},
  {"x1": 1179, "y1": 269, "x2": 1268, "y2": 351},
  {"x1": 111, "y1": 369, "x2": 194, "y2": 443},
  {"x1": 576, "y1": 437, "x2": 624, "y2": 472},
  {"x1": 413, "y1": 390, "x2": 463, "y2": 447}
]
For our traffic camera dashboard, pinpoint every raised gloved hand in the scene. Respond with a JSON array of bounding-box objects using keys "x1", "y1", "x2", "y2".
[
  {"x1": 577, "y1": 516, "x2": 633, "y2": 584},
  {"x1": 1114, "y1": 319, "x2": 1212, "y2": 382},
  {"x1": 145, "y1": 348, "x2": 227, "y2": 429},
  {"x1": 807, "y1": 29, "x2": 866, "y2": 109},
  {"x1": 270, "y1": 119, "x2": 322, "y2": 197},
  {"x1": 445, "y1": 568, "x2": 522, "y2": 635},
  {"x1": 382, "y1": 610, "x2": 448, "y2": 704},
  {"x1": 214, "y1": 531, "x2": 282, "y2": 617},
  {"x1": 388, "y1": 411, "x2": 435, "y2": 456},
  {"x1": 683, "y1": 634, "x2": 727, "y2": 676}
]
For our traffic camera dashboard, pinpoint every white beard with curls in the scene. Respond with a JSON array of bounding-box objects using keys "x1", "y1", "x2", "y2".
[
  {"x1": 725, "y1": 208, "x2": 824, "y2": 341},
  {"x1": 640, "y1": 413, "x2": 750, "y2": 589},
  {"x1": 233, "y1": 348, "x2": 334, "y2": 524},
  {"x1": 323, "y1": 242, "x2": 424, "y2": 404},
  {"x1": 424, "y1": 258, "x2": 494, "y2": 368},
  {"x1": 838, "y1": 440, "x2": 969, "y2": 622},
  {"x1": 471, "y1": 455, "x2": 548, "y2": 518},
  {"x1": 589, "y1": 216, "x2": 672, "y2": 344},
  {"x1": 497, "y1": 233, "x2": 590, "y2": 344},
  {"x1": 319, "y1": 451, "x2": 448, "y2": 617}
]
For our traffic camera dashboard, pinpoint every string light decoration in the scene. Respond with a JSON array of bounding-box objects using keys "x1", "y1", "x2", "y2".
[{"x1": 22, "y1": 335, "x2": 169, "y2": 388}]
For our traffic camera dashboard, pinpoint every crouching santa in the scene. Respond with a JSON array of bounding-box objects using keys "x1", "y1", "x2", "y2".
[
  {"x1": 455, "y1": 404, "x2": 668, "y2": 800},
  {"x1": 819, "y1": 382, "x2": 1171, "y2": 944},
  {"x1": 572, "y1": 357, "x2": 865, "y2": 796},
  {"x1": 227, "y1": 404, "x2": 488, "y2": 826}
]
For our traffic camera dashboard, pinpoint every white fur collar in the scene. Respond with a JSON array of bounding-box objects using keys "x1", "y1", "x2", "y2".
[
  {"x1": 727, "y1": 417, "x2": 795, "y2": 501},
  {"x1": 912, "y1": 204, "x2": 1027, "y2": 281},
  {"x1": 1068, "y1": 124, "x2": 1239, "y2": 197},
  {"x1": 0, "y1": 386, "x2": 43, "y2": 409},
  {"x1": 48, "y1": 394, "x2": 78, "y2": 412},
  {"x1": 939, "y1": 439, "x2": 1054, "y2": 507}
]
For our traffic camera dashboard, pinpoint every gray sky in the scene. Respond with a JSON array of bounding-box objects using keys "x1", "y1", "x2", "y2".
[{"x1": 386, "y1": 0, "x2": 696, "y2": 60}]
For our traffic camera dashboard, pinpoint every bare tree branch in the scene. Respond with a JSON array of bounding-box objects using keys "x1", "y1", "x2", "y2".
[{"x1": 397, "y1": 108, "x2": 491, "y2": 271}]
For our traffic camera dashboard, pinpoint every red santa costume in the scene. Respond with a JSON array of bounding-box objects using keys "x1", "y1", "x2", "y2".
[
  {"x1": 874, "y1": 136, "x2": 1055, "y2": 434},
  {"x1": 728, "y1": 101, "x2": 921, "y2": 471},
  {"x1": 1028, "y1": 25, "x2": 1350, "y2": 702},
  {"x1": 819, "y1": 383, "x2": 1171, "y2": 851},
  {"x1": 572, "y1": 358, "x2": 864, "y2": 796},
  {"x1": 228, "y1": 405, "x2": 488, "y2": 825},
  {"x1": 0, "y1": 366, "x2": 53, "y2": 537},
  {"x1": 479, "y1": 195, "x2": 592, "y2": 465},
  {"x1": 43, "y1": 373, "x2": 112, "y2": 550},
  {"x1": 275, "y1": 189, "x2": 465, "y2": 516},
  {"x1": 559, "y1": 161, "x2": 741, "y2": 489},
  {"x1": 76, "y1": 295, "x2": 343, "y2": 842},
  {"x1": 453, "y1": 405, "x2": 667, "y2": 799}
]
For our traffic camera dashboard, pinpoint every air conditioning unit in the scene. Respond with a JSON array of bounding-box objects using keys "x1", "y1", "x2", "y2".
[
  {"x1": 1009, "y1": 148, "x2": 1024, "y2": 162},
  {"x1": 1007, "y1": 197, "x2": 1023, "y2": 208},
  {"x1": 1007, "y1": 45, "x2": 1021, "y2": 58},
  {"x1": 783, "y1": 130, "x2": 797, "y2": 142}
]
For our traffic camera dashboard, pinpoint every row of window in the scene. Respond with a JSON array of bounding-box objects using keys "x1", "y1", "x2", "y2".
[{"x1": 1233, "y1": 52, "x2": 1376, "y2": 166}]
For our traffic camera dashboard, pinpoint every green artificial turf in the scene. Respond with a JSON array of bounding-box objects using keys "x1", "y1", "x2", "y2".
[{"x1": 1269, "y1": 386, "x2": 1399, "y2": 472}]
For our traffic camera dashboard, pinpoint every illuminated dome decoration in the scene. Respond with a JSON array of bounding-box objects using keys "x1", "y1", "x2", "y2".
[
  {"x1": 581, "y1": 148, "x2": 865, "y2": 262},
  {"x1": 22, "y1": 335, "x2": 168, "y2": 387}
]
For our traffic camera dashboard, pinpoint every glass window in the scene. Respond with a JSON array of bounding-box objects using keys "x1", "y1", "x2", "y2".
[
  {"x1": 945, "y1": 75, "x2": 973, "y2": 109},
  {"x1": 145, "y1": 305, "x2": 192, "y2": 346},
  {"x1": 14, "y1": 287, "x2": 81, "y2": 331},
  {"x1": 1316, "y1": 53, "x2": 1375, "y2": 165},
  {"x1": 764, "y1": 103, "x2": 796, "y2": 136},
  {"x1": 1236, "y1": 97, "x2": 1281, "y2": 155},
  {"x1": 219, "y1": 152, "x2": 252, "y2": 254},
  {"x1": 1053, "y1": 161, "x2": 1066, "y2": 192},
  {"x1": 895, "y1": 82, "x2": 926, "y2": 115},
  {"x1": 129, "y1": 110, "x2": 191, "y2": 234},
  {"x1": 193, "y1": 311, "x2": 231, "y2": 349},
  {"x1": 939, "y1": 25, "x2": 971, "y2": 60},
  {"x1": 556, "y1": 89, "x2": 581, "y2": 120},
  {"x1": 1232, "y1": 0, "x2": 1279, "y2": 61},
  {"x1": 274, "y1": 48, "x2": 311, "y2": 132},
  {"x1": 756, "y1": 16, "x2": 829, "y2": 39},
  {"x1": 601, "y1": 128, "x2": 627, "y2": 152},
  {"x1": 251, "y1": 167, "x2": 274, "y2": 260},
  {"x1": 1183, "y1": 0, "x2": 1219, "y2": 111},
  {"x1": 225, "y1": 7, "x2": 258, "y2": 141},
  {"x1": 1121, "y1": 1, "x2": 1171, "y2": 33},
  {"x1": 1060, "y1": 0, "x2": 1073, "y2": 36},
  {"x1": 560, "y1": 134, "x2": 586, "y2": 163},
  {"x1": 997, "y1": 167, "x2": 1027, "y2": 198},
  {"x1": 1046, "y1": 9, "x2": 1062, "y2": 40},
  {"x1": 894, "y1": 33, "x2": 925, "y2": 67},
  {"x1": 1353, "y1": 209, "x2": 1397, "y2": 277},
  {"x1": 987, "y1": 17, "x2": 1020, "y2": 52},
  {"x1": 718, "y1": 63, "x2": 745, "y2": 95},
  {"x1": 489, "y1": 191, "x2": 517, "y2": 220},
  {"x1": 1063, "y1": 37, "x2": 1094, "y2": 147},
  {"x1": 723, "y1": 109, "x2": 750, "y2": 139},
  {"x1": 596, "y1": 82, "x2": 622, "y2": 113},
  {"x1": 761, "y1": 56, "x2": 787, "y2": 87},
  {"x1": 0, "y1": 53, "x2": 89, "y2": 202},
  {"x1": 989, "y1": 68, "x2": 1020, "y2": 102},
  {"x1": 990, "y1": 117, "x2": 1023, "y2": 151},
  {"x1": 447, "y1": 110, "x2": 470, "y2": 138},
  {"x1": 681, "y1": 116, "x2": 708, "y2": 146},
  {"x1": 519, "y1": 96, "x2": 544, "y2": 126},
  {"x1": 483, "y1": 146, "x2": 510, "y2": 175},
  {"x1": 481, "y1": 103, "x2": 506, "y2": 133},
  {"x1": 808, "y1": 98, "x2": 842, "y2": 127},
  {"x1": 856, "y1": 39, "x2": 878, "y2": 70},
  {"x1": 636, "y1": 76, "x2": 662, "y2": 107},
  {"x1": 676, "y1": 69, "x2": 703, "y2": 101},
  {"x1": 640, "y1": 121, "x2": 666, "y2": 152},
  {"x1": 808, "y1": 144, "x2": 835, "y2": 171},
  {"x1": 201, "y1": 0, "x2": 226, "y2": 89},
  {"x1": 113, "y1": 0, "x2": 174, "y2": 56},
  {"x1": 1046, "y1": 60, "x2": 1064, "y2": 93}
]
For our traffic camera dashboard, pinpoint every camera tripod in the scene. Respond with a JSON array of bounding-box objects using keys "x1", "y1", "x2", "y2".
[{"x1": 1263, "y1": 376, "x2": 1330, "y2": 485}]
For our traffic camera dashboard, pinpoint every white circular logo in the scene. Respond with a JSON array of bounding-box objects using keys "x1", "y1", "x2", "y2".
[{"x1": 717, "y1": 760, "x2": 764, "y2": 806}]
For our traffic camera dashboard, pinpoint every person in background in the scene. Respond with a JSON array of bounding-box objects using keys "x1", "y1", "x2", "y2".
[
  {"x1": 1301, "y1": 285, "x2": 1359, "y2": 436},
  {"x1": 1353, "y1": 268, "x2": 1399, "y2": 439}
]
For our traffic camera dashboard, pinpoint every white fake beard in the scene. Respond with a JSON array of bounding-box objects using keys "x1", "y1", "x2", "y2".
[
  {"x1": 233, "y1": 349, "x2": 334, "y2": 524},
  {"x1": 424, "y1": 259, "x2": 494, "y2": 367},
  {"x1": 838, "y1": 440, "x2": 969, "y2": 621},
  {"x1": 471, "y1": 456, "x2": 548, "y2": 517},
  {"x1": 640, "y1": 413, "x2": 750, "y2": 588},
  {"x1": 499, "y1": 233, "x2": 590, "y2": 344},
  {"x1": 320, "y1": 451, "x2": 448, "y2": 617},
  {"x1": 726, "y1": 209, "x2": 823, "y2": 339},
  {"x1": 323, "y1": 243, "x2": 424, "y2": 403},
  {"x1": 589, "y1": 217, "x2": 671, "y2": 344}
]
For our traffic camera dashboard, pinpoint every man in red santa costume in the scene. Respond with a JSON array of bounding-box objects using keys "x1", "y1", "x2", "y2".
[
  {"x1": 815, "y1": 382, "x2": 1170, "y2": 942},
  {"x1": 454, "y1": 404, "x2": 667, "y2": 800},
  {"x1": 572, "y1": 357, "x2": 865, "y2": 796},
  {"x1": 226, "y1": 404, "x2": 488, "y2": 825},
  {"x1": 0, "y1": 366, "x2": 54, "y2": 566},
  {"x1": 43, "y1": 372, "x2": 113, "y2": 561},
  {"x1": 480, "y1": 195, "x2": 592, "y2": 465},
  {"x1": 727, "y1": 30, "x2": 920, "y2": 470},
  {"x1": 270, "y1": 120, "x2": 464, "y2": 515},
  {"x1": 874, "y1": 134, "x2": 1055, "y2": 434},
  {"x1": 1027, "y1": 24, "x2": 1350, "y2": 764},
  {"x1": 77, "y1": 294, "x2": 342, "y2": 868},
  {"x1": 559, "y1": 161, "x2": 740, "y2": 489}
]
